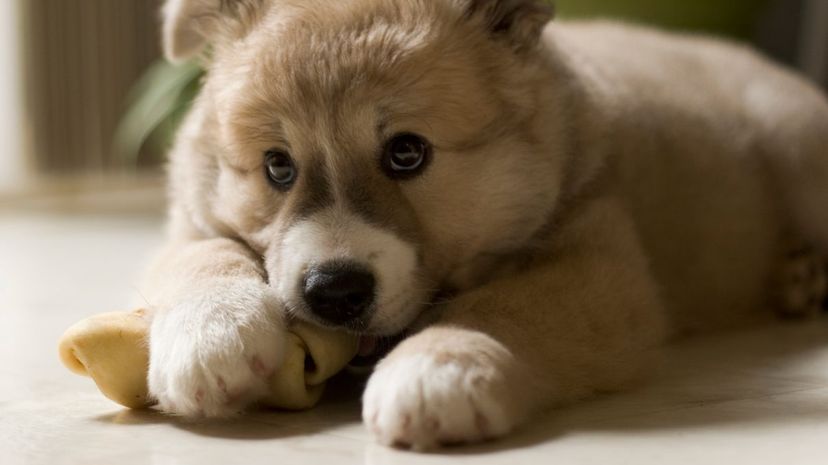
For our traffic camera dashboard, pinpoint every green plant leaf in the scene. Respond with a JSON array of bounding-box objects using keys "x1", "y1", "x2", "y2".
[{"x1": 113, "y1": 60, "x2": 204, "y2": 165}]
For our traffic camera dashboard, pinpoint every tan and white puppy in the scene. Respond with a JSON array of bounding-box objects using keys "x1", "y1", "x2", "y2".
[{"x1": 143, "y1": 0, "x2": 828, "y2": 449}]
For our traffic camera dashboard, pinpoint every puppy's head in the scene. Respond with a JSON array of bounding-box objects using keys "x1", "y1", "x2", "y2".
[{"x1": 165, "y1": 0, "x2": 566, "y2": 335}]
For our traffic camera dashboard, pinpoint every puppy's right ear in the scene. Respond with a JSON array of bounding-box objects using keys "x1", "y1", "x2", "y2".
[
  {"x1": 460, "y1": 0, "x2": 554, "y2": 53},
  {"x1": 162, "y1": 0, "x2": 265, "y2": 63}
]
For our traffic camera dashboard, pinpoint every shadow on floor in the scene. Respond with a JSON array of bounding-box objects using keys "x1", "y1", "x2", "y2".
[
  {"x1": 93, "y1": 371, "x2": 366, "y2": 441},
  {"x1": 95, "y1": 320, "x2": 828, "y2": 454}
]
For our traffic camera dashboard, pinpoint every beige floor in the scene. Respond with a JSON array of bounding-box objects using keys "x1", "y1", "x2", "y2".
[{"x1": 2, "y1": 207, "x2": 828, "y2": 465}]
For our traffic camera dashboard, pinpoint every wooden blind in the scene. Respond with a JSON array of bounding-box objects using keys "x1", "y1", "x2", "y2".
[{"x1": 22, "y1": 0, "x2": 162, "y2": 174}]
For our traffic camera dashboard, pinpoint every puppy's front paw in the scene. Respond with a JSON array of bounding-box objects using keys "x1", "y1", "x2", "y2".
[
  {"x1": 362, "y1": 329, "x2": 526, "y2": 450},
  {"x1": 148, "y1": 280, "x2": 285, "y2": 418}
]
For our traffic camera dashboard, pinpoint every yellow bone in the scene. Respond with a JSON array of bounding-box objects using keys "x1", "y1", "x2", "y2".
[{"x1": 58, "y1": 309, "x2": 359, "y2": 410}]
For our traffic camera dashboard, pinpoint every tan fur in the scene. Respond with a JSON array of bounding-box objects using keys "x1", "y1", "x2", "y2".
[{"x1": 145, "y1": 0, "x2": 828, "y2": 449}]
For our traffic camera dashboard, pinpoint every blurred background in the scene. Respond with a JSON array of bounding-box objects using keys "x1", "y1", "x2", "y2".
[
  {"x1": 0, "y1": 0, "x2": 826, "y2": 208},
  {"x1": 2, "y1": 5, "x2": 827, "y2": 462}
]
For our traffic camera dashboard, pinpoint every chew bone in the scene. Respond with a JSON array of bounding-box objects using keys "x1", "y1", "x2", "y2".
[{"x1": 58, "y1": 309, "x2": 359, "y2": 410}]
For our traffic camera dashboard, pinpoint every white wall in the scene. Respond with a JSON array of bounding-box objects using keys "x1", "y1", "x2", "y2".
[{"x1": 0, "y1": 0, "x2": 26, "y2": 193}]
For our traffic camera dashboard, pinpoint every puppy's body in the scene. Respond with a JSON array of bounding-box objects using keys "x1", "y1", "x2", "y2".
[
  {"x1": 549, "y1": 22, "x2": 828, "y2": 333},
  {"x1": 145, "y1": 0, "x2": 828, "y2": 449}
]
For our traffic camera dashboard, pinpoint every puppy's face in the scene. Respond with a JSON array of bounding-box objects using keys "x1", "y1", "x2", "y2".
[{"x1": 172, "y1": 0, "x2": 564, "y2": 335}]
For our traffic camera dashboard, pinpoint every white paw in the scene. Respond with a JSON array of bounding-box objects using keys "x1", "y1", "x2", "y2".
[
  {"x1": 362, "y1": 339, "x2": 520, "y2": 450},
  {"x1": 148, "y1": 279, "x2": 285, "y2": 418}
]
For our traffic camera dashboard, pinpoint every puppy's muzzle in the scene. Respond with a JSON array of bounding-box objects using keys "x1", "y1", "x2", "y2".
[{"x1": 303, "y1": 261, "x2": 375, "y2": 326}]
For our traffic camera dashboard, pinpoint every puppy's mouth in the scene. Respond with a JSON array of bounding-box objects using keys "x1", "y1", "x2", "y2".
[
  {"x1": 346, "y1": 291, "x2": 449, "y2": 368},
  {"x1": 358, "y1": 335, "x2": 379, "y2": 357},
  {"x1": 349, "y1": 333, "x2": 407, "y2": 368}
]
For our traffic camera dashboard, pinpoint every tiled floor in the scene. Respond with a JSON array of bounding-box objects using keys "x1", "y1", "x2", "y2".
[{"x1": 2, "y1": 207, "x2": 828, "y2": 465}]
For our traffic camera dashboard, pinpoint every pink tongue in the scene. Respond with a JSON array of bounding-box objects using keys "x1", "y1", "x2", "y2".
[{"x1": 358, "y1": 336, "x2": 378, "y2": 357}]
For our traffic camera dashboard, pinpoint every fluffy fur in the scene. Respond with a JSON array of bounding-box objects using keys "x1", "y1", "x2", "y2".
[{"x1": 143, "y1": 0, "x2": 828, "y2": 449}]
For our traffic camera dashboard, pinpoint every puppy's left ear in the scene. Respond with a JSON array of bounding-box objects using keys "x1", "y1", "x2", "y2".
[{"x1": 462, "y1": 0, "x2": 555, "y2": 52}]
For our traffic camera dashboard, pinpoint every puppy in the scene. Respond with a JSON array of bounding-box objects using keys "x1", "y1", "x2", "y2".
[{"x1": 144, "y1": 0, "x2": 828, "y2": 449}]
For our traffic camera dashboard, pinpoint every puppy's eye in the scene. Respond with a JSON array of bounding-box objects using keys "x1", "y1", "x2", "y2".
[
  {"x1": 382, "y1": 133, "x2": 431, "y2": 179},
  {"x1": 265, "y1": 150, "x2": 297, "y2": 189}
]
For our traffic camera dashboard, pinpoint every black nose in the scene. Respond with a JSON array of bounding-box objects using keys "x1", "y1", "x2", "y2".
[{"x1": 303, "y1": 261, "x2": 375, "y2": 325}]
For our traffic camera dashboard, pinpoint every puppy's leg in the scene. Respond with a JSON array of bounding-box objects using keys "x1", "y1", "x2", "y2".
[
  {"x1": 363, "y1": 197, "x2": 667, "y2": 449},
  {"x1": 144, "y1": 237, "x2": 285, "y2": 418},
  {"x1": 773, "y1": 240, "x2": 827, "y2": 319}
]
